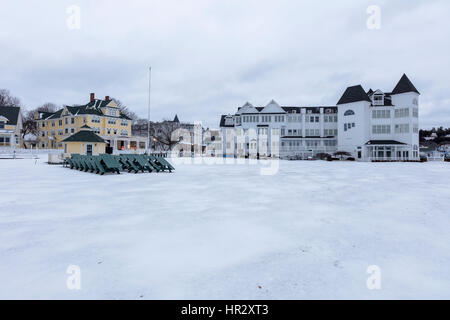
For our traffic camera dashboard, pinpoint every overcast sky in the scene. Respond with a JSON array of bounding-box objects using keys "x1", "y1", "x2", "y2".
[{"x1": 1, "y1": 0, "x2": 449, "y2": 129}]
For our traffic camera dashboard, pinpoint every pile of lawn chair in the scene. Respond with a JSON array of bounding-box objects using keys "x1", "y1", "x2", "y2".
[{"x1": 65, "y1": 154, "x2": 175, "y2": 175}]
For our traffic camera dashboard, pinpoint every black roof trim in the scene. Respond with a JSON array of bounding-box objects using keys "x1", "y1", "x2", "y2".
[
  {"x1": 61, "y1": 130, "x2": 105, "y2": 143},
  {"x1": 219, "y1": 115, "x2": 234, "y2": 128},
  {"x1": 365, "y1": 140, "x2": 407, "y2": 145},
  {"x1": 337, "y1": 85, "x2": 371, "y2": 105},
  {"x1": 0, "y1": 106, "x2": 20, "y2": 125},
  {"x1": 391, "y1": 74, "x2": 420, "y2": 95}
]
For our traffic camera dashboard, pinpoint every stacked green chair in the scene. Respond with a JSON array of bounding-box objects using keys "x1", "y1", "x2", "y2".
[
  {"x1": 99, "y1": 154, "x2": 122, "y2": 174},
  {"x1": 65, "y1": 153, "x2": 174, "y2": 175}
]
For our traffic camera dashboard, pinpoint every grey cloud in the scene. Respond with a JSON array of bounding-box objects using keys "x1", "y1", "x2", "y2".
[{"x1": 0, "y1": 0, "x2": 449, "y2": 129}]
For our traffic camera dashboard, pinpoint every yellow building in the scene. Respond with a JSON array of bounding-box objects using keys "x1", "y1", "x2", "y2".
[
  {"x1": 35, "y1": 93, "x2": 146, "y2": 152},
  {"x1": 62, "y1": 125, "x2": 106, "y2": 156},
  {"x1": 0, "y1": 106, "x2": 22, "y2": 148}
]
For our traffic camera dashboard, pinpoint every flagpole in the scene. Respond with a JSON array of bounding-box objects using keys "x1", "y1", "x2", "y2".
[{"x1": 147, "y1": 67, "x2": 151, "y2": 154}]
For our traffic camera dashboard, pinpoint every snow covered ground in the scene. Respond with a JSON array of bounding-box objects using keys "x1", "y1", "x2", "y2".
[{"x1": 1, "y1": 158, "x2": 449, "y2": 299}]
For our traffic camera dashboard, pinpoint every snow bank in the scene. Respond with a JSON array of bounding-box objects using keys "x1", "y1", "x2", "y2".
[{"x1": 0, "y1": 158, "x2": 449, "y2": 299}]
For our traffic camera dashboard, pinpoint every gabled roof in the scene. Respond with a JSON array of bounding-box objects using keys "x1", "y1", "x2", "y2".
[
  {"x1": 260, "y1": 99, "x2": 285, "y2": 113},
  {"x1": 0, "y1": 106, "x2": 20, "y2": 125},
  {"x1": 391, "y1": 74, "x2": 420, "y2": 95},
  {"x1": 38, "y1": 98, "x2": 130, "y2": 120},
  {"x1": 237, "y1": 102, "x2": 259, "y2": 114},
  {"x1": 337, "y1": 85, "x2": 372, "y2": 105},
  {"x1": 61, "y1": 130, "x2": 105, "y2": 143}
]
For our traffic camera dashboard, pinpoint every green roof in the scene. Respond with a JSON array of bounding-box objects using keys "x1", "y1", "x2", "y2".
[
  {"x1": 39, "y1": 99, "x2": 132, "y2": 120},
  {"x1": 61, "y1": 130, "x2": 105, "y2": 143}
]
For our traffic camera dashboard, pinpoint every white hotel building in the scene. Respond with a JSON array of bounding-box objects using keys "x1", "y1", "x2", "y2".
[{"x1": 219, "y1": 74, "x2": 420, "y2": 161}]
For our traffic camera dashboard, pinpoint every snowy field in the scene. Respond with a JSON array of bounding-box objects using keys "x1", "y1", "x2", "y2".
[{"x1": 1, "y1": 158, "x2": 449, "y2": 299}]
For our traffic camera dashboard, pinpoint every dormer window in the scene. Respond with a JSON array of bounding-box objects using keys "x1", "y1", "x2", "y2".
[
  {"x1": 373, "y1": 94, "x2": 384, "y2": 106},
  {"x1": 224, "y1": 116, "x2": 234, "y2": 126}
]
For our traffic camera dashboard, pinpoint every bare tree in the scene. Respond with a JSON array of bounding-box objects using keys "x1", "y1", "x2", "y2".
[
  {"x1": 152, "y1": 120, "x2": 182, "y2": 151},
  {"x1": 36, "y1": 102, "x2": 58, "y2": 113},
  {"x1": 0, "y1": 89, "x2": 21, "y2": 107},
  {"x1": 111, "y1": 98, "x2": 138, "y2": 121},
  {"x1": 20, "y1": 110, "x2": 38, "y2": 149}
]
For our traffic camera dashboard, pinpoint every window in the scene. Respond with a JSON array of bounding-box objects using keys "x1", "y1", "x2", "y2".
[
  {"x1": 109, "y1": 109, "x2": 116, "y2": 116},
  {"x1": 120, "y1": 130, "x2": 128, "y2": 136},
  {"x1": 413, "y1": 108, "x2": 418, "y2": 118},
  {"x1": 261, "y1": 115, "x2": 271, "y2": 123},
  {"x1": 42, "y1": 122, "x2": 46, "y2": 128},
  {"x1": 86, "y1": 144, "x2": 93, "y2": 156},
  {"x1": 395, "y1": 108, "x2": 409, "y2": 118},
  {"x1": 59, "y1": 120, "x2": 62, "y2": 126},
  {"x1": 65, "y1": 118, "x2": 68, "y2": 125},
  {"x1": 344, "y1": 110, "x2": 355, "y2": 116},
  {"x1": 372, "y1": 125, "x2": 391, "y2": 134},
  {"x1": 413, "y1": 98, "x2": 418, "y2": 105},
  {"x1": 395, "y1": 124, "x2": 409, "y2": 134},
  {"x1": 413, "y1": 123, "x2": 419, "y2": 133},
  {"x1": 91, "y1": 116, "x2": 101, "y2": 123},
  {"x1": 325, "y1": 115, "x2": 337, "y2": 122},
  {"x1": 324, "y1": 129, "x2": 337, "y2": 136},
  {"x1": 372, "y1": 109, "x2": 391, "y2": 119},
  {"x1": 108, "y1": 118, "x2": 117, "y2": 125},
  {"x1": 71, "y1": 128, "x2": 75, "y2": 133},
  {"x1": 0, "y1": 121, "x2": 4, "y2": 129},
  {"x1": 324, "y1": 140, "x2": 337, "y2": 147},
  {"x1": 71, "y1": 117, "x2": 75, "y2": 124},
  {"x1": 65, "y1": 128, "x2": 68, "y2": 134},
  {"x1": 305, "y1": 129, "x2": 320, "y2": 136},
  {"x1": 373, "y1": 95, "x2": 384, "y2": 106},
  {"x1": 121, "y1": 120, "x2": 129, "y2": 126}
]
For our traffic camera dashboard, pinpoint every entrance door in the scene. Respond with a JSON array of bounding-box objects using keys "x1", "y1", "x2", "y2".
[{"x1": 86, "y1": 144, "x2": 93, "y2": 156}]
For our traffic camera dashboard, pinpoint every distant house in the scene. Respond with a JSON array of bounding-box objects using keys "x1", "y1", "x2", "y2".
[
  {"x1": 420, "y1": 146, "x2": 444, "y2": 161},
  {"x1": 219, "y1": 74, "x2": 420, "y2": 161},
  {"x1": 61, "y1": 125, "x2": 106, "y2": 156},
  {"x1": 0, "y1": 106, "x2": 22, "y2": 148},
  {"x1": 34, "y1": 93, "x2": 146, "y2": 153},
  {"x1": 424, "y1": 132, "x2": 438, "y2": 141}
]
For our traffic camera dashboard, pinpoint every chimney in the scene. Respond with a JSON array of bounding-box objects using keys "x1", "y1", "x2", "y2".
[
  {"x1": 105, "y1": 95, "x2": 110, "y2": 101},
  {"x1": 90, "y1": 93, "x2": 95, "y2": 102}
]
